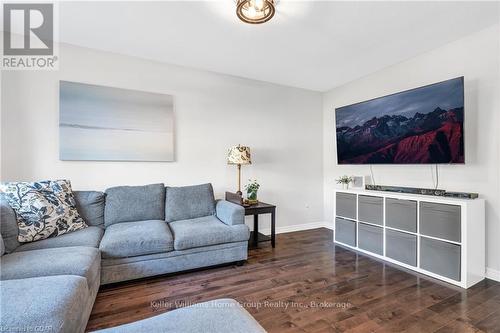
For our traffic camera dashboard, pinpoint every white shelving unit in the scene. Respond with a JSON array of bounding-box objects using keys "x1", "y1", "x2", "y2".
[{"x1": 333, "y1": 188, "x2": 485, "y2": 288}]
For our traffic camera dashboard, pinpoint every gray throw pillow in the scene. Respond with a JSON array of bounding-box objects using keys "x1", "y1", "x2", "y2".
[
  {"x1": 104, "y1": 183, "x2": 165, "y2": 226},
  {"x1": 165, "y1": 183, "x2": 216, "y2": 222},
  {"x1": 0, "y1": 180, "x2": 87, "y2": 243}
]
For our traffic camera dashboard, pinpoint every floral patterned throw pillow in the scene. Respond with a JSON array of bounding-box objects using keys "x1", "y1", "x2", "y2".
[{"x1": 0, "y1": 180, "x2": 87, "y2": 243}]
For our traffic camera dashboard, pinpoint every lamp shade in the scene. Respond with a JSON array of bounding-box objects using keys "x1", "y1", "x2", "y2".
[{"x1": 227, "y1": 145, "x2": 251, "y2": 165}]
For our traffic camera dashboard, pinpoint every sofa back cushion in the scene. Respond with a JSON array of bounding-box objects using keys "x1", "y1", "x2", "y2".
[
  {"x1": 104, "y1": 183, "x2": 165, "y2": 226},
  {"x1": 165, "y1": 183, "x2": 216, "y2": 222},
  {"x1": 0, "y1": 197, "x2": 21, "y2": 253},
  {"x1": 0, "y1": 235, "x2": 5, "y2": 256},
  {"x1": 74, "y1": 191, "x2": 105, "y2": 228}
]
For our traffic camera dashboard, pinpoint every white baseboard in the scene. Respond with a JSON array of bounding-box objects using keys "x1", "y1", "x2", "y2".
[
  {"x1": 486, "y1": 267, "x2": 500, "y2": 282},
  {"x1": 259, "y1": 221, "x2": 332, "y2": 236},
  {"x1": 321, "y1": 221, "x2": 334, "y2": 230}
]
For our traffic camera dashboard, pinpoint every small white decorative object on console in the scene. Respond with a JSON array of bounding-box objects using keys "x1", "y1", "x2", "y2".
[
  {"x1": 351, "y1": 175, "x2": 371, "y2": 189},
  {"x1": 333, "y1": 188, "x2": 485, "y2": 288}
]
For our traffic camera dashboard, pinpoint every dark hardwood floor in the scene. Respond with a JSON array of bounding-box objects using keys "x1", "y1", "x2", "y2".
[{"x1": 87, "y1": 228, "x2": 500, "y2": 332}]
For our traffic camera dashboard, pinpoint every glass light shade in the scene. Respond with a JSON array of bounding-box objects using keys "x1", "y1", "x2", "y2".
[
  {"x1": 236, "y1": 0, "x2": 276, "y2": 24},
  {"x1": 227, "y1": 145, "x2": 252, "y2": 165}
]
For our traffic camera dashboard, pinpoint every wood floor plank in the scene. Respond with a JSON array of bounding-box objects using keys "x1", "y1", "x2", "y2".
[{"x1": 86, "y1": 228, "x2": 500, "y2": 332}]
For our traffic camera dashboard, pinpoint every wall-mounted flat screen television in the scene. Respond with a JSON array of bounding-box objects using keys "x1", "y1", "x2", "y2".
[{"x1": 335, "y1": 77, "x2": 464, "y2": 164}]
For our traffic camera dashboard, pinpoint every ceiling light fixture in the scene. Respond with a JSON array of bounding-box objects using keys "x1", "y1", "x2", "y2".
[{"x1": 236, "y1": 0, "x2": 276, "y2": 24}]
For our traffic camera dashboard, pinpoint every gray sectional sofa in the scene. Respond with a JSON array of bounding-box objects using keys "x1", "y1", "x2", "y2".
[{"x1": 0, "y1": 183, "x2": 251, "y2": 333}]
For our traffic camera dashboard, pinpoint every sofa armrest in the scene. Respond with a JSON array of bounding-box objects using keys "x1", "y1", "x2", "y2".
[{"x1": 216, "y1": 200, "x2": 245, "y2": 226}]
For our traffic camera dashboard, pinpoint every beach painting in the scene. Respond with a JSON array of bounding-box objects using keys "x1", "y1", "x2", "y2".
[{"x1": 59, "y1": 81, "x2": 174, "y2": 161}]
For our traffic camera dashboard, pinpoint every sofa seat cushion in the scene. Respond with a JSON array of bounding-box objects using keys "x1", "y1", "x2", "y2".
[
  {"x1": 14, "y1": 226, "x2": 104, "y2": 252},
  {"x1": 92, "y1": 299, "x2": 266, "y2": 333},
  {"x1": 0, "y1": 275, "x2": 90, "y2": 333},
  {"x1": 104, "y1": 183, "x2": 165, "y2": 226},
  {"x1": 169, "y1": 216, "x2": 250, "y2": 251},
  {"x1": 0, "y1": 246, "x2": 101, "y2": 289},
  {"x1": 99, "y1": 220, "x2": 174, "y2": 259}
]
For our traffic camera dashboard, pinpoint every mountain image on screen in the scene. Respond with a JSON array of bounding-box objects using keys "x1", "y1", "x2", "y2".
[{"x1": 335, "y1": 77, "x2": 464, "y2": 164}]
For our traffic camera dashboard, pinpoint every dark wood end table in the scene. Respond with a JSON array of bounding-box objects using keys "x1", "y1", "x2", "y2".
[
  {"x1": 225, "y1": 192, "x2": 276, "y2": 249},
  {"x1": 245, "y1": 202, "x2": 276, "y2": 249}
]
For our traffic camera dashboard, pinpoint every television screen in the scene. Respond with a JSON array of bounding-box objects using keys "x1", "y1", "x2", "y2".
[{"x1": 335, "y1": 77, "x2": 464, "y2": 164}]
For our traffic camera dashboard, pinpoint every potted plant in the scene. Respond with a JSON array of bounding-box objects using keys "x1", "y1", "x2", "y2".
[
  {"x1": 336, "y1": 175, "x2": 353, "y2": 190},
  {"x1": 244, "y1": 179, "x2": 260, "y2": 204}
]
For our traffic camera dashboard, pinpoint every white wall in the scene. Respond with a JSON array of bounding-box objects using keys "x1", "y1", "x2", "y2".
[
  {"x1": 323, "y1": 24, "x2": 500, "y2": 275},
  {"x1": 2, "y1": 24, "x2": 498, "y2": 277},
  {"x1": 1, "y1": 44, "x2": 324, "y2": 231}
]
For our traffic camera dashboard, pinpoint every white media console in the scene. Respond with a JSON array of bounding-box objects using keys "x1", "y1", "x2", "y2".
[{"x1": 333, "y1": 188, "x2": 485, "y2": 288}]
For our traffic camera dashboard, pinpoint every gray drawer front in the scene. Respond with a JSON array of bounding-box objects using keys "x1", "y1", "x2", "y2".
[
  {"x1": 386, "y1": 198, "x2": 417, "y2": 232},
  {"x1": 358, "y1": 223, "x2": 383, "y2": 255},
  {"x1": 335, "y1": 218, "x2": 356, "y2": 246},
  {"x1": 358, "y1": 195, "x2": 383, "y2": 225},
  {"x1": 420, "y1": 202, "x2": 461, "y2": 242},
  {"x1": 386, "y1": 229, "x2": 417, "y2": 266},
  {"x1": 336, "y1": 193, "x2": 356, "y2": 219},
  {"x1": 420, "y1": 237, "x2": 461, "y2": 281}
]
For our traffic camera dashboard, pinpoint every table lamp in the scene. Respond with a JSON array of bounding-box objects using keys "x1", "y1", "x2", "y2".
[{"x1": 227, "y1": 145, "x2": 251, "y2": 195}]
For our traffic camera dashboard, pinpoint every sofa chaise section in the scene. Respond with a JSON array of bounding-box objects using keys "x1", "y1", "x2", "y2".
[{"x1": 0, "y1": 275, "x2": 96, "y2": 333}]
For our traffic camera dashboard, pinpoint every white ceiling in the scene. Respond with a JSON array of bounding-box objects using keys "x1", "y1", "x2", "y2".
[{"x1": 58, "y1": 1, "x2": 500, "y2": 92}]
